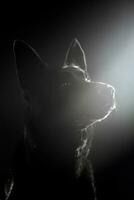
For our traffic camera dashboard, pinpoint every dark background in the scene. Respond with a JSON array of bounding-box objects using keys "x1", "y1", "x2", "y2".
[{"x1": 1, "y1": 0, "x2": 134, "y2": 199}]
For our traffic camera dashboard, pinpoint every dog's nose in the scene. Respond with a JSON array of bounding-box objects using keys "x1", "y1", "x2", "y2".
[
  {"x1": 101, "y1": 84, "x2": 115, "y2": 110},
  {"x1": 107, "y1": 85, "x2": 115, "y2": 101}
]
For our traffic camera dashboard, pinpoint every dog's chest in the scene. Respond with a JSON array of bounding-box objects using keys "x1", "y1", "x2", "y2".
[
  {"x1": 12, "y1": 127, "x2": 94, "y2": 200},
  {"x1": 24, "y1": 124, "x2": 81, "y2": 169}
]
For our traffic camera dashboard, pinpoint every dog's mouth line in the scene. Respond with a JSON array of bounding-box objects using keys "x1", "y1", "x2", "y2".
[{"x1": 74, "y1": 120, "x2": 94, "y2": 129}]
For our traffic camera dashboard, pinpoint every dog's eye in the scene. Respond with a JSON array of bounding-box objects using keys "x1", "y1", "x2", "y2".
[{"x1": 61, "y1": 82, "x2": 71, "y2": 88}]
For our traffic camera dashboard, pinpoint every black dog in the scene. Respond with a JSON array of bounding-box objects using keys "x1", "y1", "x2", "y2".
[{"x1": 5, "y1": 39, "x2": 115, "y2": 200}]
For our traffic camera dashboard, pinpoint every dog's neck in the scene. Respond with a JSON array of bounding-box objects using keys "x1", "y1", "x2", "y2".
[{"x1": 23, "y1": 122, "x2": 84, "y2": 179}]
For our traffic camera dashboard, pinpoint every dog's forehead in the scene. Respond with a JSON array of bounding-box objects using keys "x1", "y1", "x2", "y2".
[
  {"x1": 55, "y1": 65, "x2": 86, "y2": 84},
  {"x1": 47, "y1": 68, "x2": 74, "y2": 84}
]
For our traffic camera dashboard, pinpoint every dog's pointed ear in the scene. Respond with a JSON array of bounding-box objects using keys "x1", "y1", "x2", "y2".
[
  {"x1": 64, "y1": 39, "x2": 87, "y2": 72},
  {"x1": 13, "y1": 40, "x2": 48, "y2": 98}
]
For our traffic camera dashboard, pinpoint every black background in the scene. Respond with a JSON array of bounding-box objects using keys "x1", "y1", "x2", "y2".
[{"x1": 1, "y1": 1, "x2": 134, "y2": 199}]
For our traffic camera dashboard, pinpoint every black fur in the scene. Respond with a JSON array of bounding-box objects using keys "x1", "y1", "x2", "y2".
[{"x1": 7, "y1": 39, "x2": 115, "y2": 200}]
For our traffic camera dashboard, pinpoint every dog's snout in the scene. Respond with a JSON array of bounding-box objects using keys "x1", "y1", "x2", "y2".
[
  {"x1": 100, "y1": 84, "x2": 115, "y2": 110},
  {"x1": 108, "y1": 84, "x2": 115, "y2": 95},
  {"x1": 107, "y1": 85, "x2": 115, "y2": 101},
  {"x1": 99, "y1": 83, "x2": 114, "y2": 98}
]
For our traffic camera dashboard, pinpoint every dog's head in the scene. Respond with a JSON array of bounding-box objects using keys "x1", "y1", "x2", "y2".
[{"x1": 14, "y1": 39, "x2": 115, "y2": 170}]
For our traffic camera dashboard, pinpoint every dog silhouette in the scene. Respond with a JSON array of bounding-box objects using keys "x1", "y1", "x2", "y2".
[{"x1": 4, "y1": 39, "x2": 115, "y2": 200}]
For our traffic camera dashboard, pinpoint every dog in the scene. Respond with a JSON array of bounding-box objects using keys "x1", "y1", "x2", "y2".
[{"x1": 4, "y1": 39, "x2": 115, "y2": 200}]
